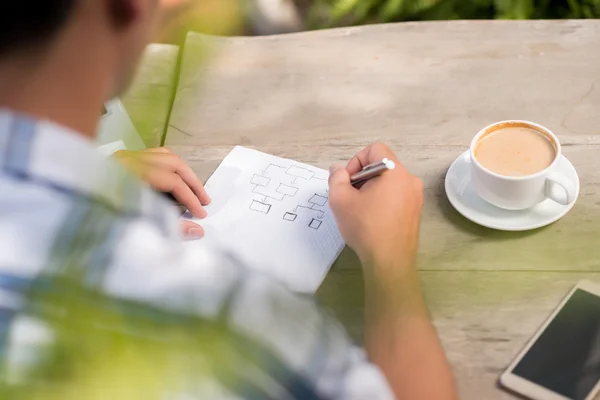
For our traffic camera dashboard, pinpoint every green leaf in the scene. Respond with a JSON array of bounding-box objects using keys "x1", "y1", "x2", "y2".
[
  {"x1": 331, "y1": 0, "x2": 362, "y2": 19},
  {"x1": 494, "y1": 0, "x2": 533, "y2": 19}
]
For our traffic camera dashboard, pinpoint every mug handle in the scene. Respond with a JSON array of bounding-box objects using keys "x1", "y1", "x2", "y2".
[{"x1": 545, "y1": 172, "x2": 576, "y2": 205}]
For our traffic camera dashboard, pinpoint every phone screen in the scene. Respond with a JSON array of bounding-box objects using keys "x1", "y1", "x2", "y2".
[{"x1": 511, "y1": 289, "x2": 600, "y2": 400}]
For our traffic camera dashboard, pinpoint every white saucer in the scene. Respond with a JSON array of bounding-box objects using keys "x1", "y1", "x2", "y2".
[{"x1": 445, "y1": 151, "x2": 580, "y2": 231}]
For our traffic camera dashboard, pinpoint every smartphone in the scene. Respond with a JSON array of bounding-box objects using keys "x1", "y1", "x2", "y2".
[{"x1": 500, "y1": 280, "x2": 600, "y2": 400}]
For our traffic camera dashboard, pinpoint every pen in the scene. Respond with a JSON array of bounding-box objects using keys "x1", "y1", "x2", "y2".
[{"x1": 350, "y1": 158, "x2": 395, "y2": 187}]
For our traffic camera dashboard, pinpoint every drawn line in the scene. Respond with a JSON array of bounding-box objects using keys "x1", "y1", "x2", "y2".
[
  {"x1": 277, "y1": 183, "x2": 299, "y2": 197},
  {"x1": 309, "y1": 219, "x2": 322, "y2": 230},
  {"x1": 283, "y1": 212, "x2": 297, "y2": 221},
  {"x1": 286, "y1": 165, "x2": 315, "y2": 180},
  {"x1": 293, "y1": 205, "x2": 325, "y2": 219},
  {"x1": 251, "y1": 174, "x2": 270, "y2": 187},
  {"x1": 252, "y1": 185, "x2": 285, "y2": 201},
  {"x1": 308, "y1": 194, "x2": 327, "y2": 207},
  {"x1": 310, "y1": 202, "x2": 326, "y2": 219},
  {"x1": 262, "y1": 164, "x2": 286, "y2": 175},
  {"x1": 250, "y1": 200, "x2": 271, "y2": 214}
]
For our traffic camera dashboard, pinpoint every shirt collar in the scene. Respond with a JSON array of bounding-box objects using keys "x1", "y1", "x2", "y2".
[{"x1": 0, "y1": 109, "x2": 179, "y2": 235}]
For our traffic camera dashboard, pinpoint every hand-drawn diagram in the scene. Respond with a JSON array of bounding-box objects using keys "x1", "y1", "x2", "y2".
[
  {"x1": 283, "y1": 212, "x2": 298, "y2": 221},
  {"x1": 249, "y1": 163, "x2": 329, "y2": 230},
  {"x1": 309, "y1": 219, "x2": 322, "y2": 230},
  {"x1": 250, "y1": 200, "x2": 271, "y2": 214}
]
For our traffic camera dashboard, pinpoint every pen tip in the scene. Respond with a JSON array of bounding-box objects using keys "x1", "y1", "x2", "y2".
[{"x1": 383, "y1": 158, "x2": 395, "y2": 170}]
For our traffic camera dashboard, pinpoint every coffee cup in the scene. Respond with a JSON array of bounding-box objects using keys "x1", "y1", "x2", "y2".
[{"x1": 469, "y1": 120, "x2": 576, "y2": 210}]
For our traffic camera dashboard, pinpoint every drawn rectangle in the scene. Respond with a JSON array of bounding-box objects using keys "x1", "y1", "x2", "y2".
[
  {"x1": 309, "y1": 194, "x2": 327, "y2": 207},
  {"x1": 287, "y1": 166, "x2": 314, "y2": 180},
  {"x1": 250, "y1": 200, "x2": 271, "y2": 214},
  {"x1": 277, "y1": 184, "x2": 299, "y2": 196},
  {"x1": 251, "y1": 174, "x2": 270, "y2": 187},
  {"x1": 252, "y1": 185, "x2": 284, "y2": 200},
  {"x1": 309, "y1": 219, "x2": 322, "y2": 229},
  {"x1": 283, "y1": 212, "x2": 297, "y2": 221}
]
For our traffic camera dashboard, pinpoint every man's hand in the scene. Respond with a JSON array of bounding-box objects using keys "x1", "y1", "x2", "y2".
[
  {"x1": 114, "y1": 148, "x2": 210, "y2": 238},
  {"x1": 328, "y1": 142, "x2": 423, "y2": 270},
  {"x1": 328, "y1": 143, "x2": 457, "y2": 400}
]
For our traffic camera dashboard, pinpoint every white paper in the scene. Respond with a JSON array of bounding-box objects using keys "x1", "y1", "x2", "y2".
[
  {"x1": 183, "y1": 146, "x2": 345, "y2": 293},
  {"x1": 96, "y1": 140, "x2": 126, "y2": 156}
]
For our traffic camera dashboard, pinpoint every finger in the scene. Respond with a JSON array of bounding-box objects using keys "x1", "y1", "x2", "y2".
[
  {"x1": 113, "y1": 150, "x2": 143, "y2": 172},
  {"x1": 170, "y1": 176, "x2": 207, "y2": 218},
  {"x1": 114, "y1": 150, "x2": 163, "y2": 175},
  {"x1": 119, "y1": 151, "x2": 211, "y2": 211},
  {"x1": 180, "y1": 220, "x2": 204, "y2": 239},
  {"x1": 328, "y1": 164, "x2": 357, "y2": 208},
  {"x1": 137, "y1": 152, "x2": 211, "y2": 206},
  {"x1": 141, "y1": 168, "x2": 207, "y2": 218},
  {"x1": 346, "y1": 143, "x2": 403, "y2": 175},
  {"x1": 144, "y1": 147, "x2": 172, "y2": 154}
]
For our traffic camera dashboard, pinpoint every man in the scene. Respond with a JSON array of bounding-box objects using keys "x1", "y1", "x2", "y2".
[{"x1": 0, "y1": 1, "x2": 457, "y2": 399}]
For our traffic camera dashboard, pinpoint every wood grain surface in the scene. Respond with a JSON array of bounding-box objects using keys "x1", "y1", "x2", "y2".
[{"x1": 164, "y1": 20, "x2": 600, "y2": 399}]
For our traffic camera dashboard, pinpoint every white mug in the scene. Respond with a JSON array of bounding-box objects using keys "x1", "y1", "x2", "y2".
[{"x1": 470, "y1": 120, "x2": 577, "y2": 210}]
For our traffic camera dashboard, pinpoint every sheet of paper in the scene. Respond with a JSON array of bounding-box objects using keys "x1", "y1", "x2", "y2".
[
  {"x1": 96, "y1": 140, "x2": 126, "y2": 156},
  {"x1": 183, "y1": 146, "x2": 345, "y2": 293}
]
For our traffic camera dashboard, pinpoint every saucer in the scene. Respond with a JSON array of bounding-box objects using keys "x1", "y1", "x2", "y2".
[{"x1": 445, "y1": 151, "x2": 580, "y2": 231}]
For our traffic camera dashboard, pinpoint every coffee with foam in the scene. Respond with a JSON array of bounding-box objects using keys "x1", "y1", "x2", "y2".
[{"x1": 474, "y1": 123, "x2": 556, "y2": 177}]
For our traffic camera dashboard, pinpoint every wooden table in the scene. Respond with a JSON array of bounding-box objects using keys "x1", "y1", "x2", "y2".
[{"x1": 162, "y1": 20, "x2": 600, "y2": 399}]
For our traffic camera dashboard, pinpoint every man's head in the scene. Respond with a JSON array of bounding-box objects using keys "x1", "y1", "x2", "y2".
[{"x1": 0, "y1": 0, "x2": 161, "y2": 97}]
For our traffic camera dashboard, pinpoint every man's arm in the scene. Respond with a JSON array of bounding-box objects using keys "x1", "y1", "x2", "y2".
[
  {"x1": 363, "y1": 266, "x2": 458, "y2": 400},
  {"x1": 328, "y1": 143, "x2": 458, "y2": 400}
]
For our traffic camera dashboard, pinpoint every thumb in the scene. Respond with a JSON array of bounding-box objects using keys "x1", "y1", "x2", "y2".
[
  {"x1": 328, "y1": 163, "x2": 350, "y2": 185},
  {"x1": 180, "y1": 220, "x2": 204, "y2": 239},
  {"x1": 328, "y1": 164, "x2": 355, "y2": 202}
]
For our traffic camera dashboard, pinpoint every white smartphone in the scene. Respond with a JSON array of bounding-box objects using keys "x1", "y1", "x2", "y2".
[{"x1": 500, "y1": 280, "x2": 600, "y2": 400}]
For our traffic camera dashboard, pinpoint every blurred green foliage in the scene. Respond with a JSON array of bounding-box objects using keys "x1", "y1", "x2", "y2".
[
  {"x1": 306, "y1": 0, "x2": 600, "y2": 29},
  {"x1": 0, "y1": 277, "x2": 238, "y2": 400}
]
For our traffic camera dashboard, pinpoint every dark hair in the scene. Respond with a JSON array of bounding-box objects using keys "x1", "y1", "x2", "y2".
[{"x1": 0, "y1": 1, "x2": 77, "y2": 56}]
